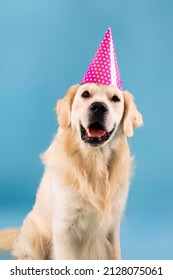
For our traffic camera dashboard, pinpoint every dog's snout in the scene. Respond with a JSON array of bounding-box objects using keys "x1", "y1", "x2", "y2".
[{"x1": 90, "y1": 102, "x2": 108, "y2": 115}]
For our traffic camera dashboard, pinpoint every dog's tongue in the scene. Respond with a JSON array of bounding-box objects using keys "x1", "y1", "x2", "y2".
[{"x1": 86, "y1": 128, "x2": 106, "y2": 138}]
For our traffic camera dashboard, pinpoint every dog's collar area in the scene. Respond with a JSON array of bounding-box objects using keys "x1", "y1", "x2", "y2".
[{"x1": 80, "y1": 122, "x2": 114, "y2": 147}]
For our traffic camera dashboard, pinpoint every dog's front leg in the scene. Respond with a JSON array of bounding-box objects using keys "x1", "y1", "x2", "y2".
[
  {"x1": 52, "y1": 224, "x2": 75, "y2": 260},
  {"x1": 108, "y1": 230, "x2": 121, "y2": 260},
  {"x1": 107, "y1": 216, "x2": 121, "y2": 260},
  {"x1": 50, "y1": 176, "x2": 76, "y2": 259}
]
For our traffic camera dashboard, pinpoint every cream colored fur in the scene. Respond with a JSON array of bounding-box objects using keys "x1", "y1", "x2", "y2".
[{"x1": 0, "y1": 84, "x2": 143, "y2": 259}]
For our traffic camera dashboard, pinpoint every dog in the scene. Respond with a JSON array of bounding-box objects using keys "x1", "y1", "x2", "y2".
[{"x1": 0, "y1": 83, "x2": 143, "y2": 259}]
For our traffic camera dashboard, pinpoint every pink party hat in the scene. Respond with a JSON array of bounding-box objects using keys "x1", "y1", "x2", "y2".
[{"x1": 81, "y1": 28, "x2": 122, "y2": 90}]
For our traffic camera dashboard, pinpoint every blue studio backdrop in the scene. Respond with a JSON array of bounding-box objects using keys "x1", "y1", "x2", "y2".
[{"x1": 0, "y1": 0, "x2": 173, "y2": 259}]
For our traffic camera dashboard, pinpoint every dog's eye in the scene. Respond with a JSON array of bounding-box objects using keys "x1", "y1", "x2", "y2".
[
  {"x1": 82, "y1": 91, "x2": 90, "y2": 98},
  {"x1": 112, "y1": 95, "x2": 120, "y2": 102}
]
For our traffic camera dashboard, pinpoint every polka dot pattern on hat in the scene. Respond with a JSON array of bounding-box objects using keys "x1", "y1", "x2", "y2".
[{"x1": 81, "y1": 28, "x2": 122, "y2": 90}]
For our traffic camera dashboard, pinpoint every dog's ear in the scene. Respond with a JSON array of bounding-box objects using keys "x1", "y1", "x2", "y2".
[
  {"x1": 123, "y1": 91, "x2": 143, "y2": 137},
  {"x1": 56, "y1": 84, "x2": 79, "y2": 128}
]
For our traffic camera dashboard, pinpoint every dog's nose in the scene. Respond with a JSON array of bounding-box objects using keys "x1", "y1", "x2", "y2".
[{"x1": 90, "y1": 102, "x2": 108, "y2": 115}]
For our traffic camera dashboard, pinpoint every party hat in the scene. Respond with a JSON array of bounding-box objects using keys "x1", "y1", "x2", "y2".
[{"x1": 81, "y1": 28, "x2": 122, "y2": 90}]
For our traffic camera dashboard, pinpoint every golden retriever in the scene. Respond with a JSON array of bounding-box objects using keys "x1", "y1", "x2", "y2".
[{"x1": 0, "y1": 83, "x2": 143, "y2": 259}]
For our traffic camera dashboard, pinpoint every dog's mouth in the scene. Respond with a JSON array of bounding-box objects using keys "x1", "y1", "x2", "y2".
[{"x1": 80, "y1": 121, "x2": 114, "y2": 147}]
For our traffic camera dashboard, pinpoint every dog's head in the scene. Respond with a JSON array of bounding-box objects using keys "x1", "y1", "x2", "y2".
[{"x1": 57, "y1": 84, "x2": 143, "y2": 147}]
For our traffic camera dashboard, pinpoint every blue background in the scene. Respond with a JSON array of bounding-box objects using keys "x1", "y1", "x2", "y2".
[{"x1": 0, "y1": 0, "x2": 173, "y2": 260}]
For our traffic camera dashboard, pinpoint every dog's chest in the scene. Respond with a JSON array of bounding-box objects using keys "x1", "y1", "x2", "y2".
[
  {"x1": 65, "y1": 204, "x2": 115, "y2": 259},
  {"x1": 51, "y1": 171, "x2": 122, "y2": 259},
  {"x1": 68, "y1": 207, "x2": 109, "y2": 239},
  {"x1": 54, "y1": 185, "x2": 113, "y2": 236}
]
